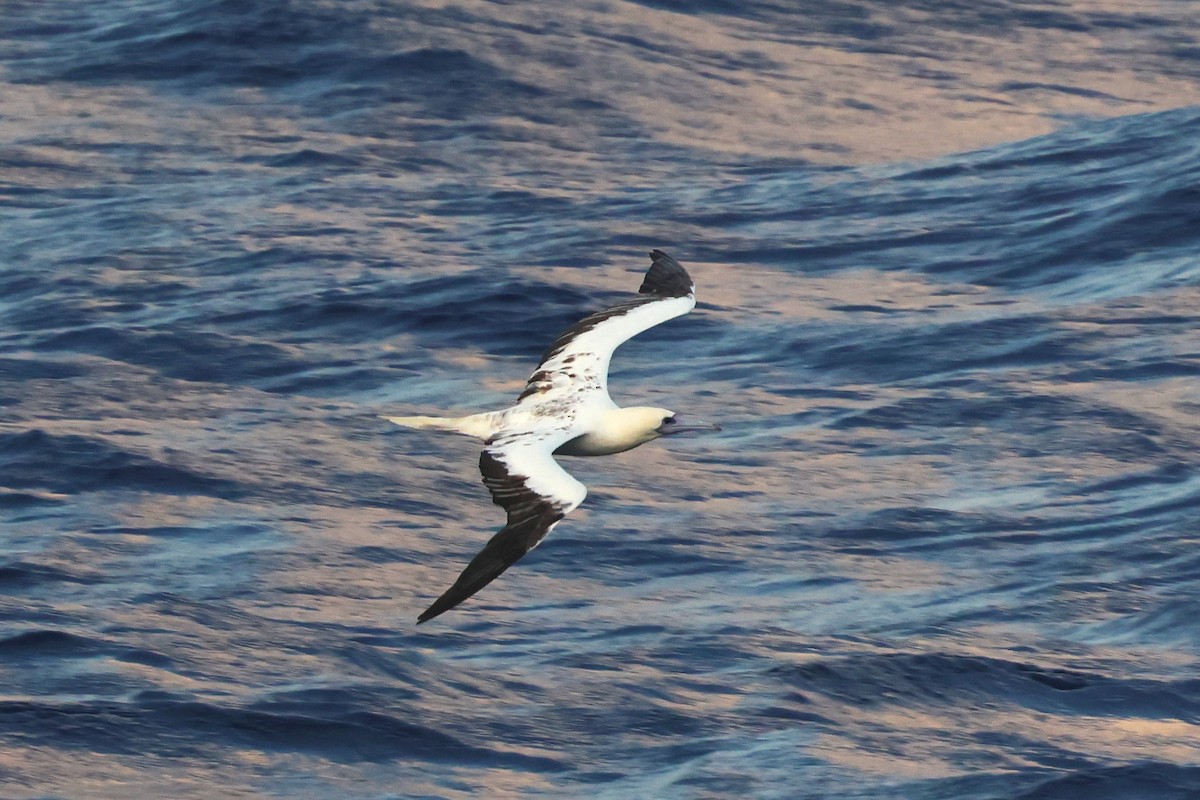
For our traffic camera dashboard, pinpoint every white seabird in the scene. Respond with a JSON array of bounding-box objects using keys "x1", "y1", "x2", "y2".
[{"x1": 388, "y1": 250, "x2": 719, "y2": 623}]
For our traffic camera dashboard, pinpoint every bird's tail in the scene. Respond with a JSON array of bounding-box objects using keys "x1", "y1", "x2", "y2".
[{"x1": 382, "y1": 412, "x2": 498, "y2": 440}]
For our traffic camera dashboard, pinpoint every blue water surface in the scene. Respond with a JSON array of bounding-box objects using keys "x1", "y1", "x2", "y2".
[{"x1": 3, "y1": 1, "x2": 1200, "y2": 798}]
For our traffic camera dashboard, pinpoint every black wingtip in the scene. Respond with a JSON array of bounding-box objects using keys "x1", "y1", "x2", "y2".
[
  {"x1": 416, "y1": 580, "x2": 476, "y2": 624},
  {"x1": 416, "y1": 593, "x2": 458, "y2": 624},
  {"x1": 415, "y1": 509, "x2": 559, "y2": 624},
  {"x1": 639, "y1": 250, "x2": 693, "y2": 298}
]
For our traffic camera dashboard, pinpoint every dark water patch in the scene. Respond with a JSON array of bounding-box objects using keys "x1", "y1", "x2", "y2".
[
  {"x1": 536, "y1": 698, "x2": 712, "y2": 763},
  {"x1": 829, "y1": 389, "x2": 1167, "y2": 450},
  {"x1": 0, "y1": 696, "x2": 565, "y2": 766},
  {"x1": 1062, "y1": 358, "x2": 1200, "y2": 382},
  {"x1": 844, "y1": 481, "x2": 1197, "y2": 557},
  {"x1": 928, "y1": 110, "x2": 1200, "y2": 291},
  {"x1": 0, "y1": 560, "x2": 94, "y2": 590},
  {"x1": 1091, "y1": 479, "x2": 1200, "y2": 526},
  {"x1": 0, "y1": 357, "x2": 87, "y2": 381},
  {"x1": 203, "y1": 270, "x2": 617, "y2": 362},
  {"x1": 258, "y1": 364, "x2": 403, "y2": 396},
  {"x1": 46, "y1": 1, "x2": 373, "y2": 88},
  {"x1": 0, "y1": 629, "x2": 104, "y2": 656},
  {"x1": 1076, "y1": 311, "x2": 1197, "y2": 326},
  {"x1": 1072, "y1": 462, "x2": 1192, "y2": 497},
  {"x1": 115, "y1": 648, "x2": 175, "y2": 668},
  {"x1": 260, "y1": 149, "x2": 362, "y2": 170},
  {"x1": 35, "y1": 0, "x2": 564, "y2": 131},
  {"x1": 1001, "y1": 81, "x2": 1125, "y2": 100},
  {"x1": 255, "y1": 685, "x2": 409, "y2": 716},
  {"x1": 967, "y1": 730, "x2": 1097, "y2": 771},
  {"x1": 0, "y1": 628, "x2": 175, "y2": 670},
  {"x1": 715, "y1": 108, "x2": 1200, "y2": 297},
  {"x1": 0, "y1": 489, "x2": 67, "y2": 509},
  {"x1": 188, "y1": 244, "x2": 353, "y2": 279},
  {"x1": 646, "y1": 0, "x2": 896, "y2": 44},
  {"x1": 756, "y1": 692, "x2": 835, "y2": 726},
  {"x1": 211, "y1": 279, "x2": 478, "y2": 345},
  {"x1": 998, "y1": 184, "x2": 1200, "y2": 286},
  {"x1": 627, "y1": 0, "x2": 785, "y2": 21},
  {"x1": 33, "y1": 325, "x2": 307, "y2": 387},
  {"x1": 3, "y1": 287, "x2": 107, "y2": 338},
  {"x1": 404, "y1": 279, "x2": 625, "y2": 358},
  {"x1": 774, "y1": 651, "x2": 1200, "y2": 719},
  {"x1": 213, "y1": 704, "x2": 529, "y2": 765},
  {"x1": 545, "y1": 530, "x2": 743, "y2": 584},
  {"x1": 829, "y1": 303, "x2": 897, "y2": 314},
  {"x1": 0, "y1": 429, "x2": 242, "y2": 497},
  {"x1": 0, "y1": 271, "x2": 43, "y2": 304},
  {"x1": 819, "y1": 506, "x2": 1000, "y2": 551},
  {"x1": 335, "y1": 48, "x2": 550, "y2": 122},
  {"x1": 797, "y1": 314, "x2": 1083, "y2": 384},
  {"x1": 895, "y1": 765, "x2": 1192, "y2": 800},
  {"x1": 1013, "y1": 763, "x2": 1200, "y2": 800}
]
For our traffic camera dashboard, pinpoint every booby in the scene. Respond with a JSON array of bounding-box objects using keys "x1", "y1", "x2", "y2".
[{"x1": 387, "y1": 250, "x2": 718, "y2": 623}]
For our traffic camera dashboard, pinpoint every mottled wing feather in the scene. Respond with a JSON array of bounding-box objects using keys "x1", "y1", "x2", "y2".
[
  {"x1": 417, "y1": 430, "x2": 587, "y2": 623},
  {"x1": 518, "y1": 250, "x2": 696, "y2": 403}
]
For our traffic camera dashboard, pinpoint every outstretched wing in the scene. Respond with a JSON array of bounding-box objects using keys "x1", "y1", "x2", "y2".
[
  {"x1": 517, "y1": 250, "x2": 696, "y2": 404},
  {"x1": 417, "y1": 429, "x2": 587, "y2": 623}
]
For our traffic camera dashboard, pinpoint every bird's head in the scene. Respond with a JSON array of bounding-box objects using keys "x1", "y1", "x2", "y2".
[
  {"x1": 614, "y1": 407, "x2": 721, "y2": 445},
  {"x1": 652, "y1": 409, "x2": 722, "y2": 439},
  {"x1": 602, "y1": 407, "x2": 721, "y2": 453}
]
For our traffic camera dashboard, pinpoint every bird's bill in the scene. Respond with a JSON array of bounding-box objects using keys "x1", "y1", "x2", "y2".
[{"x1": 657, "y1": 415, "x2": 721, "y2": 436}]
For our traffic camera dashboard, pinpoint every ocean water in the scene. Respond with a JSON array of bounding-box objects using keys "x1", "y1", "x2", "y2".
[{"x1": 3, "y1": 1, "x2": 1200, "y2": 798}]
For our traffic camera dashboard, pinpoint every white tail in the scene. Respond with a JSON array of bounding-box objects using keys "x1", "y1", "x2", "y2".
[{"x1": 382, "y1": 412, "x2": 498, "y2": 440}]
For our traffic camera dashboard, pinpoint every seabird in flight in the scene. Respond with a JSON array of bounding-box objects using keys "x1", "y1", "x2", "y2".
[{"x1": 387, "y1": 250, "x2": 719, "y2": 623}]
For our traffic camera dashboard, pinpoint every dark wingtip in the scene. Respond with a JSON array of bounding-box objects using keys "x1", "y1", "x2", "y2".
[
  {"x1": 417, "y1": 581, "x2": 475, "y2": 624},
  {"x1": 639, "y1": 250, "x2": 694, "y2": 298},
  {"x1": 416, "y1": 592, "x2": 458, "y2": 624}
]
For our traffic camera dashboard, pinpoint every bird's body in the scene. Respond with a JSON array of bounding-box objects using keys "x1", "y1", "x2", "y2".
[{"x1": 387, "y1": 250, "x2": 717, "y2": 623}]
